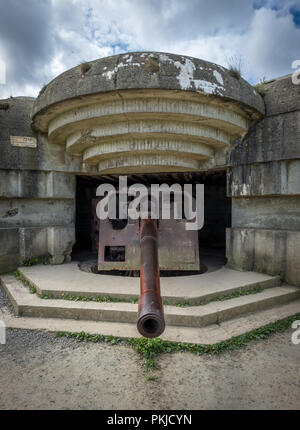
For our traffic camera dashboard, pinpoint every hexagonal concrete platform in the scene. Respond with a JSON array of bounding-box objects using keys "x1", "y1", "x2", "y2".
[{"x1": 1, "y1": 261, "x2": 299, "y2": 344}]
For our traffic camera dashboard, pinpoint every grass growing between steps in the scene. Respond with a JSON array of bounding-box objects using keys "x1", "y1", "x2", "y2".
[
  {"x1": 13, "y1": 269, "x2": 267, "y2": 307},
  {"x1": 55, "y1": 312, "x2": 300, "y2": 381},
  {"x1": 40, "y1": 293, "x2": 126, "y2": 303},
  {"x1": 13, "y1": 271, "x2": 136, "y2": 304},
  {"x1": 165, "y1": 286, "x2": 264, "y2": 307},
  {"x1": 14, "y1": 270, "x2": 36, "y2": 294},
  {"x1": 34, "y1": 286, "x2": 264, "y2": 307}
]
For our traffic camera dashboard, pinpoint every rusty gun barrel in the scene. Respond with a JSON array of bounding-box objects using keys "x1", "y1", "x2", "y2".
[{"x1": 137, "y1": 218, "x2": 165, "y2": 338}]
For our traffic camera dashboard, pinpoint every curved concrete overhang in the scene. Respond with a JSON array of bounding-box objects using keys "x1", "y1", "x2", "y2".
[{"x1": 32, "y1": 52, "x2": 265, "y2": 174}]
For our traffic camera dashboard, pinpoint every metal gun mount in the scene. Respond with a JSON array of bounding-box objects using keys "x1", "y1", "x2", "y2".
[{"x1": 93, "y1": 197, "x2": 200, "y2": 338}]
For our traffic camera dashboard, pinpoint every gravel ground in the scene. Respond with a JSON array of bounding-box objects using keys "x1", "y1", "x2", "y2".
[
  {"x1": 0, "y1": 280, "x2": 14, "y2": 314},
  {"x1": 0, "y1": 285, "x2": 300, "y2": 410}
]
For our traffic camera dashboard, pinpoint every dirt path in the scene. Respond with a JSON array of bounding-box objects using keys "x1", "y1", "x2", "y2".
[{"x1": 0, "y1": 326, "x2": 299, "y2": 410}]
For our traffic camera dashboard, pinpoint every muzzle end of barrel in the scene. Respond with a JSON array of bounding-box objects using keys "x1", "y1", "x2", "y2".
[{"x1": 137, "y1": 313, "x2": 165, "y2": 338}]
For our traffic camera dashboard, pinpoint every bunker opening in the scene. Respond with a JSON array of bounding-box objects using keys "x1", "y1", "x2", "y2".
[{"x1": 72, "y1": 170, "x2": 231, "y2": 276}]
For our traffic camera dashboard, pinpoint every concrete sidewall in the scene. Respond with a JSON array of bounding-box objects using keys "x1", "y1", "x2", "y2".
[{"x1": 227, "y1": 75, "x2": 300, "y2": 286}]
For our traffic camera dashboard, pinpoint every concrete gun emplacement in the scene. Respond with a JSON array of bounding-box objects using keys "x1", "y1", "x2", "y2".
[{"x1": 96, "y1": 198, "x2": 200, "y2": 338}]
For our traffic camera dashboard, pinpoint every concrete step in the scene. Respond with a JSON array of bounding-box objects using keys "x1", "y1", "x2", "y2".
[
  {"x1": 1, "y1": 299, "x2": 300, "y2": 344},
  {"x1": 18, "y1": 262, "x2": 281, "y2": 305},
  {"x1": 1, "y1": 274, "x2": 299, "y2": 328}
]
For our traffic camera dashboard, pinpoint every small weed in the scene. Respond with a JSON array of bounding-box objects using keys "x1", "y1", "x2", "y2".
[
  {"x1": 191, "y1": 286, "x2": 264, "y2": 306},
  {"x1": 79, "y1": 62, "x2": 92, "y2": 75},
  {"x1": 104, "y1": 334, "x2": 122, "y2": 345},
  {"x1": 38, "y1": 84, "x2": 47, "y2": 96},
  {"x1": 40, "y1": 293, "x2": 53, "y2": 299},
  {"x1": 216, "y1": 286, "x2": 263, "y2": 301},
  {"x1": 227, "y1": 55, "x2": 243, "y2": 80},
  {"x1": 176, "y1": 301, "x2": 189, "y2": 307},
  {"x1": 22, "y1": 258, "x2": 38, "y2": 267},
  {"x1": 40, "y1": 293, "x2": 123, "y2": 303},
  {"x1": 228, "y1": 68, "x2": 241, "y2": 80},
  {"x1": 253, "y1": 75, "x2": 270, "y2": 96},
  {"x1": 168, "y1": 286, "x2": 263, "y2": 307},
  {"x1": 147, "y1": 56, "x2": 160, "y2": 73},
  {"x1": 14, "y1": 270, "x2": 36, "y2": 293},
  {"x1": 162, "y1": 299, "x2": 172, "y2": 306},
  {"x1": 253, "y1": 81, "x2": 268, "y2": 96},
  {"x1": 146, "y1": 374, "x2": 158, "y2": 382},
  {"x1": 143, "y1": 358, "x2": 160, "y2": 371},
  {"x1": 55, "y1": 331, "x2": 105, "y2": 343}
]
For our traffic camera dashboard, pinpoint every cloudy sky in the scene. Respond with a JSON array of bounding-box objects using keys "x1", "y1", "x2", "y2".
[{"x1": 0, "y1": 0, "x2": 299, "y2": 98}]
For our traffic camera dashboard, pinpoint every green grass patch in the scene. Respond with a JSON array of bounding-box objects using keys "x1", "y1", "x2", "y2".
[
  {"x1": 38, "y1": 285, "x2": 264, "y2": 306},
  {"x1": 253, "y1": 83, "x2": 268, "y2": 96},
  {"x1": 40, "y1": 292, "x2": 123, "y2": 303},
  {"x1": 14, "y1": 270, "x2": 36, "y2": 293},
  {"x1": 165, "y1": 286, "x2": 264, "y2": 307},
  {"x1": 146, "y1": 374, "x2": 159, "y2": 382},
  {"x1": 55, "y1": 312, "x2": 300, "y2": 373},
  {"x1": 22, "y1": 256, "x2": 49, "y2": 267},
  {"x1": 79, "y1": 62, "x2": 92, "y2": 75},
  {"x1": 147, "y1": 56, "x2": 160, "y2": 73},
  {"x1": 22, "y1": 257, "x2": 39, "y2": 267},
  {"x1": 207, "y1": 286, "x2": 263, "y2": 303},
  {"x1": 55, "y1": 330, "x2": 122, "y2": 345}
]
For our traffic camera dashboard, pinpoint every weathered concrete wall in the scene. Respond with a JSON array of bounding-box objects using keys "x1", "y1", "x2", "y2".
[
  {"x1": 231, "y1": 196, "x2": 300, "y2": 231},
  {"x1": 227, "y1": 75, "x2": 300, "y2": 286},
  {"x1": 0, "y1": 97, "x2": 95, "y2": 174},
  {"x1": 0, "y1": 97, "x2": 76, "y2": 272},
  {"x1": 226, "y1": 228, "x2": 300, "y2": 287},
  {"x1": 32, "y1": 52, "x2": 264, "y2": 122}
]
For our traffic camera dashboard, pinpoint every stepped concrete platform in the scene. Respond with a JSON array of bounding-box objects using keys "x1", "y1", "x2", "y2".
[
  {"x1": 0, "y1": 262, "x2": 299, "y2": 344},
  {"x1": 1, "y1": 296, "x2": 299, "y2": 345},
  {"x1": 17, "y1": 262, "x2": 281, "y2": 305},
  {"x1": 1, "y1": 273, "x2": 299, "y2": 326}
]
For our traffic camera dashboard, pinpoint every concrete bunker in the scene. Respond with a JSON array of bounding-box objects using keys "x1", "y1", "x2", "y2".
[
  {"x1": 28, "y1": 52, "x2": 262, "y2": 276},
  {"x1": 1, "y1": 51, "x2": 300, "y2": 311}
]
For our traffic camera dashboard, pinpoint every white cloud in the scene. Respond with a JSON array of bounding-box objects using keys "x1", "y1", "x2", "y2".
[
  {"x1": 243, "y1": 7, "x2": 300, "y2": 81},
  {"x1": 0, "y1": 0, "x2": 299, "y2": 98}
]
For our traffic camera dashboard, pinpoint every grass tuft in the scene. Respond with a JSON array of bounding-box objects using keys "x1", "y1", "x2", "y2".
[
  {"x1": 22, "y1": 257, "x2": 39, "y2": 267},
  {"x1": 79, "y1": 62, "x2": 92, "y2": 75},
  {"x1": 146, "y1": 374, "x2": 159, "y2": 382},
  {"x1": 54, "y1": 313, "x2": 300, "y2": 373},
  {"x1": 38, "y1": 285, "x2": 264, "y2": 306},
  {"x1": 226, "y1": 55, "x2": 243, "y2": 80},
  {"x1": 147, "y1": 56, "x2": 160, "y2": 73},
  {"x1": 40, "y1": 292, "x2": 124, "y2": 303},
  {"x1": 38, "y1": 84, "x2": 47, "y2": 96},
  {"x1": 14, "y1": 270, "x2": 36, "y2": 293}
]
